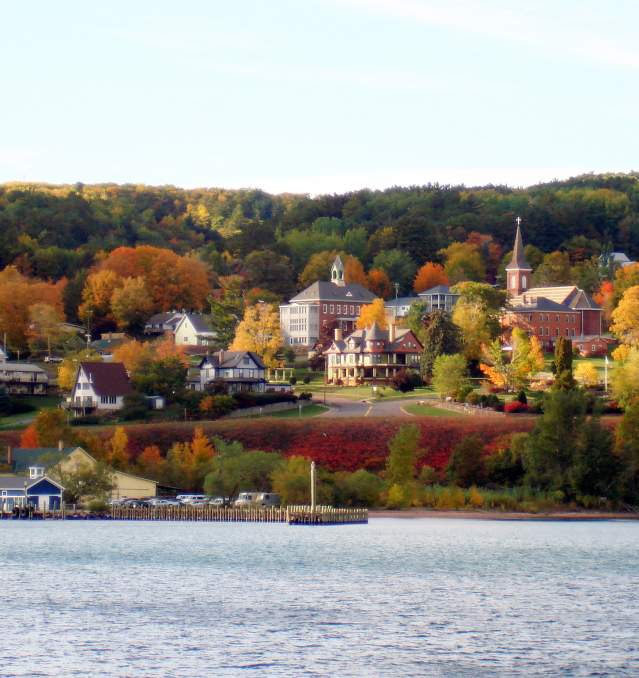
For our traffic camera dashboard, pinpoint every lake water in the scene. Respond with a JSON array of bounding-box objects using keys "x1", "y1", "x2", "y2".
[{"x1": 1, "y1": 518, "x2": 638, "y2": 677}]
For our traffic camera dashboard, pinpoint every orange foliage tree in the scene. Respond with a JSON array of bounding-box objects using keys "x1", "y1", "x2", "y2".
[
  {"x1": 113, "y1": 339, "x2": 155, "y2": 374},
  {"x1": 98, "y1": 246, "x2": 211, "y2": 312},
  {"x1": 344, "y1": 256, "x2": 368, "y2": 286},
  {"x1": 136, "y1": 445, "x2": 166, "y2": 479},
  {"x1": 20, "y1": 424, "x2": 39, "y2": 448},
  {"x1": 0, "y1": 267, "x2": 66, "y2": 351},
  {"x1": 593, "y1": 280, "x2": 615, "y2": 327},
  {"x1": 367, "y1": 268, "x2": 392, "y2": 298},
  {"x1": 356, "y1": 298, "x2": 388, "y2": 330},
  {"x1": 413, "y1": 262, "x2": 448, "y2": 293}
]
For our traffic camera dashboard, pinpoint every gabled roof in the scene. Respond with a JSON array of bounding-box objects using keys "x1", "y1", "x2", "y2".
[
  {"x1": 78, "y1": 362, "x2": 133, "y2": 397},
  {"x1": 0, "y1": 475, "x2": 64, "y2": 492},
  {"x1": 288, "y1": 281, "x2": 376, "y2": 304},
  {"x1": 0, "y1": 362, "x2": 47, "y2": 374},
  {"x1": 146, "y1": 311, "x2": 184, "y2": 326},
  {"x1": 506, "y1": 224, "x2": 532, "y2": 270},
  {"x1": 366, "y1": 322, "x2": 385, "y2": 341},
  {"x1": 176, "y1": 313, "x2": 215, "y2": 335},
  {"x1": 9, "y1": 447, "x2": 79, "y2": 473},
  {"x1": 325, "y1": 325, "x2": 422, "y2": 354},
  {"x1": 568, "y1": 289, "x2": 600, "y2": 310},
  {"x1": 510, "y1": 286, "x2": 577, "y2": 305},
  {"x1": 200, "y1": 351, "x2": 265, "y2": 370}
]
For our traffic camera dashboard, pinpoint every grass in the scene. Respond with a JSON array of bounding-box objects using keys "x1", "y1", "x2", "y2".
[
  {"x1": 264, "y1": 404, "x2": 329, "y2": 418},
  {"x1": 0, "y1": 394, "x2": 62, "y2": 430},
  {"x1": 403, "y1": 403, "x2": 462, "y2": 417},
  {"x1": 296, "y1": 383, "x2": 437, "y2": 401}
]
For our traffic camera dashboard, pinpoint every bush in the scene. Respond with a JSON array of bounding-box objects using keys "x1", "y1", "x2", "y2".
[
  {"x1": 200, "y1": 394, "x2": 236, "y2": 418},
  {"x1": 334, "y1": 469, "x2": 384, "y2": 507},
  {"x1": 302, "y1": 375, "x2": 311, "y2": 384},
  {"x1": 418, "y1": 465, "x2": 438, "y2": 485},
  {"x1": 466, "y1": 392, "x2": 480, "y2": 406},
  {"x1": 298, "y1": 392, "x2": 313, "y2": 401},
  {"x1": 86, "y1": 499, "x2": 109, "y2": 512},
  {"x1": 390, "y1": 369, "x2": 417, "y2": 393},
  {"x1": 386, "y1": 483, "x2": 412, "y2": 509},
  {"x1": 456, "y1": 385, "x2": 474, "y2": 402},
  {"x1": 120, "y1": 393, "x2": 149, "y2": 421},
  {"x1": 516, "y1": 390, "x2": 528, "y2": 405},
  {"x1": 446, "y1": 435, "x2": 485, "y2": 487},
  {"x1": 504, "y1": 401, "x2": 528, "y2": 414},
  {"x1": 289, "y1": 376, "x2": 297, "y2": 385}
]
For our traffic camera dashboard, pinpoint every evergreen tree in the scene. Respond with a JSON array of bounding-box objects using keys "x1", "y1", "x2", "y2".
[
  {"x1": 553, "y1": 336, "x2": 575, "y2": 390},
  {"x1": 419, "y1": 310, "x2": 461, "y2": 381}
]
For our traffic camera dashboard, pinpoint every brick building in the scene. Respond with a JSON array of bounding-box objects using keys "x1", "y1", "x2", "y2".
[
  {"x1": 502, "y1": 221, "x2": 602, "y2": 350},
  {"x1": 279, "y1": 256, "x2": 376, "y2": 347}
]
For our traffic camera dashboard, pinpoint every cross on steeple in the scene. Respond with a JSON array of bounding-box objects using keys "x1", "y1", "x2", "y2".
[{"x1": 515, "y1": 216, "x2": 522, "y2": 227}]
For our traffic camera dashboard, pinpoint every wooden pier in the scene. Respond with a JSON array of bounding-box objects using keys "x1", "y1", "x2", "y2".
[{"x1": 110, "y1": 504, "x2": 368, "y2": 525}]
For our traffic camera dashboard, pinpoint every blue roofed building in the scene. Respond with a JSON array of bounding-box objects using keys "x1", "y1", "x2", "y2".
[{"x1": 0, "y1": 467, "x2": 64, "y2": 512}]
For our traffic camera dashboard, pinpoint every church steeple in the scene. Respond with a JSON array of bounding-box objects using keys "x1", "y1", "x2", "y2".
[
  {"x1": 505, "y1": 216, "x2": 532, "y2": 296},
  {"x1": 331, "y1": 255, "x2": 345, "y2": 287}
]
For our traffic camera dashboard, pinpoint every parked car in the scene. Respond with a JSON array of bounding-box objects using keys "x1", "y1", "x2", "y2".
[
  {"x1": 234, "y1": 492, "x2": 259, "y2": 507},
  {"x1": 148, "y1": 497, "x2": 181, "y2": 507},
  {"x1": 255, "y1": 492, "x2": 281, "y2": 507},
  {"x1": 44, "y1": 355, "x2": 63, "y2": 363},
  {"x1": 177, "y1": 494, "x2": 207, "y2": 504},
  {"x1": 208, "y1": 497, "x2": 227, "y2": 506}
]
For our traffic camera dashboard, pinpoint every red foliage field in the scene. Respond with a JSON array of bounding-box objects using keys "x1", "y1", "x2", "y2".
[{"x1": 99, "y1": 417, "x2": 538, "y2": 472}]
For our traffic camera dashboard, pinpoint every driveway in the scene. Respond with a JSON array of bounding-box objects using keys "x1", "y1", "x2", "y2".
[{"x1": 321, "y1": 396, "x2": 419, "y2": 418}]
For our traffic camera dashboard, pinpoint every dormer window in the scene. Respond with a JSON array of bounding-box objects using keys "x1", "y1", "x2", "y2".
[{"x1": 29, "y1": 466, "x2": 45, "y2": 479}]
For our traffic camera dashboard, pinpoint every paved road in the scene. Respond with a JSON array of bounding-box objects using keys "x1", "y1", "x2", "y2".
[{"x1": 320, "y1": 396, "x2": 421, "y2": 418}]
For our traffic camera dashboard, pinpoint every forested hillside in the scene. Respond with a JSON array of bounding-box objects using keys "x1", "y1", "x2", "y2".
[{"x1": 1, "y1": 173, "x2": 639, "y2": 349}]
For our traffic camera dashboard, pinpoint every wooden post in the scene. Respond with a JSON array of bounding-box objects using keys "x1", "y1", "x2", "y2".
[{"x1": 310, "y1": 461, "x2": 316, "y2": 515}]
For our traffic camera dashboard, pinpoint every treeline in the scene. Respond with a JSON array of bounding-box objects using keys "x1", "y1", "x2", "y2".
[{"x1": 2, "y1": 173, "x2": 639, "y2": 286}]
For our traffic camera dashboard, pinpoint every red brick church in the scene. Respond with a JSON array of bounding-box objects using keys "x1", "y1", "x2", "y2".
[{"x1": 502, "y1": 219, "x2": 605, "y2": 354}]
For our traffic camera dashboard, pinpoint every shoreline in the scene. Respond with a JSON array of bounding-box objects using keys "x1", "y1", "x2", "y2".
[{"x1": 369, "y1": 509, "x2": 639, "y2": 521}]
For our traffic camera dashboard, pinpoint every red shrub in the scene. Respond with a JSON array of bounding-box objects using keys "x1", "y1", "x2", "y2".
[{"x1": 504, "y1": 401, "x2": 529, "y2": 414}]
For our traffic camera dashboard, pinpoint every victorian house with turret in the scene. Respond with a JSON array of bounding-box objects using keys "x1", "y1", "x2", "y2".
[
  {"x1": 324, "y1": 323, "x2": 423, "y2": 385},
  {"x1": 502, "y1": 220, "x2": 604, "y2": 353},
  {"x1": 279, "y1": 255, "x2": 376, "y2": 347}
]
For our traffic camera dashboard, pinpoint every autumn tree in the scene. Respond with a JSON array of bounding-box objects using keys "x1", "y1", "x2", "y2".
[
  {"x1": 136, "y1": 445, "x2": 166, "y2": 480},
  {"x1": 413, "y1": 262, "x2": 448, "y2": 293},
  {"x1": 574, "y1": 362, "x2": 599, "y2": 388},
  {"x1": 366, "y1": 268, "x2": 392, "y2": 298},
  {"x1": 356, "y1": 298, "x2": 388, "y2": 330},
  {"x1": 386, "y1": 423, "x2": 422, "y2": 486},
  {"x1": 611, "y1": 348, "x2": 639, "y2": 407},
  {"x1": 79, "y1": 269, "x2": 123, "y2": 324},
  {"x1": 107, "y1": 426, "x2": 130, "y2": 470},
  {"x1": 27, "y1": 302, "x2": 65, "y2": 355},
  {"x1": 112, "y1": 339, "x2": 155, "y2": 374},
  {"x1": 532, "y1": 251, "x2": 573, "y2": 286},
  {"x1": 593, "y1": 280, "x2": 615, "y2": 327},
  {"x1": 611, "y1": 285, "x2": 639, "y2": 348},
  {"x1": 299, "y1": 251, "x2": 338, "y2": 288},
  {"x1": 432, "y1": 354, "x2": 469, "y2": 397},
  {"x1": 33, "y1": 409, "x2": 75, "y2": 448},
  {"x1": 440, "y1": 242, "x2": 485, "y2": 284},
  {"x1": 0, "y1": 267, "x2": 65, "y2": 352},
  {"x1": 230, "y1": 303, "x2": 283, "y2": 367},
  {"x1": 110, "y1": 276, "x2": 153, "y2": 333},
  {"x1": 371, "y1": 249, "x2": 416, "y2": 293}
]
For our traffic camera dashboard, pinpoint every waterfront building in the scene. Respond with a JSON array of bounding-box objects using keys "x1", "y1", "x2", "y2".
[
  {"x1": 280, "y1": 255, "x2": 376, "y2": 347},
  {"x1": 6, "y1": 445, "x2": 158, "y2": 500},
  {"x1": 324, "y1": 323, "x2": 422, "y2": 385},
  {"x1": 0, "y1": 471, "x2": 64, "y2": 512}
]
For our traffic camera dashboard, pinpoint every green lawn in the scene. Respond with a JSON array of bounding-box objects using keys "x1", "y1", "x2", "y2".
[
  {"x1": 403, "y1": 403, "x2": 463, "y2": 417},
  {"x1": 264, "y1": 404, "x2": 329, "y2": 418},
  {"x1": 0, "y1": 394, "x2": 62, "y2": 430},
  {"x1": 296, "y1": 383, "x2": 437, "y2": 402}
]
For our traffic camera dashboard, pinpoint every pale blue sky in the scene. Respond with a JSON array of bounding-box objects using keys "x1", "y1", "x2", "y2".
[{"x1": 2, "y1": 0, "x2": 637, "y2": 193}]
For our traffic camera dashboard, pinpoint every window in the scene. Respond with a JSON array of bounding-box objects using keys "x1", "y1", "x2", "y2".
[
  {"x1": 323, "y1": 304, "x2": 327, "y2": 312},
  {"x1": 350, "y1": 305, "x2": 354, "y2": 315},
  {"x1": 330, "y1": 305, "x2": 334, "y2": 313},
  {"x1": 336, "y1": 305, "x2": 341, "y2": 314},
  {"x1": 100, "y1": 395, "x2": 117, "y2": 405}
]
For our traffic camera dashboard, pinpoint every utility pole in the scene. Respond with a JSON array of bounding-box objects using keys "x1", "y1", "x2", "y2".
[
  {"x1": 310, "y1": 461, "x2": 316, "y2": 515},
  {"x1": 604, "y1": 355, "x2": 609, "y2": 393}
]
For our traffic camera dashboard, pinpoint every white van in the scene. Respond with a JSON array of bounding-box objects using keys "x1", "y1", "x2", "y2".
[
  {"x1": 234, "y1": 492, "x2": 258, "y2": 507},
  {"x1": 256, "y1": 492, "x2": 281, "y2": 507},
  {"x1": 177, "y1": 494, "x2": 207, "y2": 504}
]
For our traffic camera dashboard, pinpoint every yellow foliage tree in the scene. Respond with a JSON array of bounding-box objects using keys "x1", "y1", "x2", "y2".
[
  {"x1": 113, "y1": 339, "x2": 155, "y2": 375},
  {"x1": 356, "y1": 298, "x2": 388, "y2": 330},
  {"x1": 107, "y1": 426, "x2": 129, "y2": 470},
  {"x1": 452, "y1": 299, "x2": 491, "y2": 360},
  {"x1": 79, "y1": 269, "x2": 123, "y2": 322},
  {"x1": 611, "y1": 285, "x2": 639, "y2": 348},
  {"x1": 574, "y1": 362, "x2": 599, "y2": 388},
  {"x1": 230, "y1": 303, "x2": 283, "y2": 367},
  {"x1": 57, "y1": 349, "x2": 102, "y2": 392},
  {"x1": 479, "y1": 362, "x2": 507, "y2": 389}
]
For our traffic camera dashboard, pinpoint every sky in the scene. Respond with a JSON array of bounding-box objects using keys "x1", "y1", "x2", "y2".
[{"x1": 1, "y1": 0, "x2": 638, "y2": 194}]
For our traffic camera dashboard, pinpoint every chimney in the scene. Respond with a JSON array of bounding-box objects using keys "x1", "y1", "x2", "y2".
[
  {"x1": 219, "y1": 349, "x2": 224, "y2": 365},
  {"x1": 334, "y1": 327, "x2": 343, "y2": 342},
  {"x1": 389, "y1": 323, "x2": 396, "y2": 343},
  {"x1": 58, "y1": 440, "x2": 64, "y2": 451},
  {"x1": 7, "y1": 446, "x2": 12, "y2": 466}
]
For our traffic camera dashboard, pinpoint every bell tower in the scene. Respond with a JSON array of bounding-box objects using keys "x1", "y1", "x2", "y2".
[
  {"x1": 505, "y1": 217, "x2": 532, "y2": 296},
  {"x1": 331, "y1": 255, "x2": 345, "y2": 287}
]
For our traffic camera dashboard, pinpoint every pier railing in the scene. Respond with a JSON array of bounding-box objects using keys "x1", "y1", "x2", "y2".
[{"x1": 110, "y1": 504, "x2": 368, "y2": 525}]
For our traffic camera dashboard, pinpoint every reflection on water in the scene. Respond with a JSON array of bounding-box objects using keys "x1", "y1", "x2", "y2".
[{"x1": 1, "y1": 518, "x2": 638, "y2": 677}]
